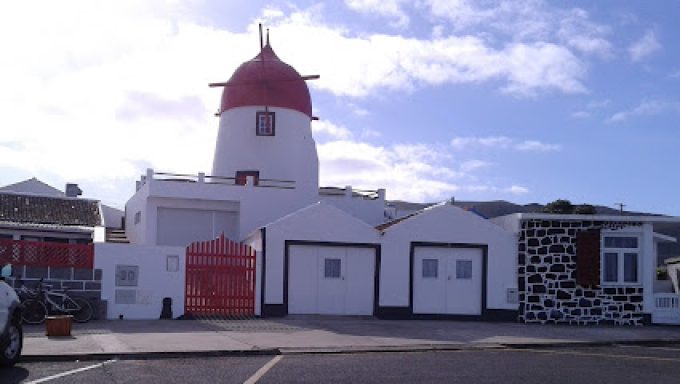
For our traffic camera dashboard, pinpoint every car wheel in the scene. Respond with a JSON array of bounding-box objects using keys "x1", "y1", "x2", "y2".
[{"x1": 0, "y1": 319, "x2": 22, "y2": 367}]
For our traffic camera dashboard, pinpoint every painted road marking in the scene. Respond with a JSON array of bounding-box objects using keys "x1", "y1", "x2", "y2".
[
  {"x1": 510, "y1": 348, "x2": 680, "y2": 363},
  {"x1": 25, "y1": 359, "x2": 117, "y2": 384},
  {"x1": 617, "y1": 344, "x2": 680, "y2": 352},
  {"x1": 243, "y1": 355, "x2": 283, "y2": 384}
]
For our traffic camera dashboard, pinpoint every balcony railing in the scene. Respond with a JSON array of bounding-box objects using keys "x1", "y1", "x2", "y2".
[
  {"x1": 137, "y1": 169, "x2": 296, "y2": 191},
  {"x1": 319, "y1": 186, "x2": 385, "y2": 200},
  {"x1": 0, "y1": 239, "x2": 94, "y2": 269}
]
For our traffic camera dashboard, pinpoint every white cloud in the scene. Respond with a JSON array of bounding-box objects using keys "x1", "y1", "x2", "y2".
[
  {"x1": 360, "y1": 128, "x2": 382, "y2": 138},
  {"x1": 506, "y1": 185, "x2": 529, "y2": 194},
  {"x1": 316, "y1": 136, "x2": 531, "y2": 203},
  {"x1": 345, "y1": 0, "x2": 409, "y2": 28},
  {"x1": 262, "y1": 8, "x2": 587, "y2": 97},
  {"x1": 629, "y1": 30, "x2": 661, "y2": 62},
  {"x1": 607, "y1": 99, "x2": 680, "y2": 123},
  {"x1": 450, "y1": 136, "x2": 513, "y2": 149},
  {"x1": 347, "y1": 103, "x2": 370, "y2": 117},
  {"x1": 460, "y1": 160, "x2": 489, "y2": 172},
  {"x1": 587, "y1": 99, "x2": 610, "y2": 109},
  {"x1": 317, "y1": 140, "x2": 460, "y2": 202},
  {"x1": 571, "y1": 98, "x2": 610, "y2": 119},
  {"x1": 0, "y1": 3, "x2": 570, "y2": 206},
  {"x1": 450, "y1": 136, "x2": 561, "y2": 152},
  {"x1": 570, "y1": 111, "x2": 590, "y2": 119},
  {"x1": 312, "y1": 120, "x2": 353, "y2": 140},
  {"x1": 515, "y1": 140, "x2": 561, "y2": 152},
  {"x1": 425, "y1": 0, "x2": 613, "y2": 58}
]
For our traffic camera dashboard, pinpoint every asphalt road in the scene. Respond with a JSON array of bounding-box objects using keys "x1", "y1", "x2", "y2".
[{"x1": 3, "y1": 344, "x2": 680, "y2": 384}]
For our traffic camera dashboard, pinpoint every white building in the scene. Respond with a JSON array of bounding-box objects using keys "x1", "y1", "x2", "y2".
[
  {"x1": 125, "y1": 42, "x2": 385, "y2": 248},
  {"x1": 117, "y1": 38, "x2": 519, "y2": 320}
]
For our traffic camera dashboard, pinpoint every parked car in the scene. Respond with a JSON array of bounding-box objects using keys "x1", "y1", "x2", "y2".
[{"x1": 0, "y1": 264, "x2": 22, "y2": 367}]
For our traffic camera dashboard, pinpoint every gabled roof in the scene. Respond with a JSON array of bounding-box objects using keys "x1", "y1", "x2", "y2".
[
  {"x1": 375, "y1": 210, "x2": 425, "y2": 231},
  {"x1": 0, "y1": 177, "x2": 65, "y2": 197},
  {"x1": 0, "y1": 193, "x2": 101, "y2": 227}
]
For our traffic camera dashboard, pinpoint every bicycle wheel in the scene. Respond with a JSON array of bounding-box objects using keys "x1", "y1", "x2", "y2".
[
  {"x1": 69, "y1": 297, "x2": 94, "y2": 323},
  {"x1": 22, "y1": 299, "x2": 47, "y2": 325}
]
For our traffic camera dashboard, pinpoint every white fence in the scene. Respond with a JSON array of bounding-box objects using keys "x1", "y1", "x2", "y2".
[{"x1": 652, "y1": 293, "x2": 680, "y2": 324}]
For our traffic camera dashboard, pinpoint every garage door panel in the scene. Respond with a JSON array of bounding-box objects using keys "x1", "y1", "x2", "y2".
[
  {"x1": 413, "y1": 249, "x2": 446, "y2": 314},
  {"x1": 446, "y1": 249, "x2": 482, "y2": 315},
  {"x1": 288, "y1": 245, "x2": 376, "y2": 316},
  {"x1": 345, "y1": 248, "x2": 375, "y2": 315},
  {"x1": 413, "y1": 247, "x2": 483, "y2": 316},
  {"x1": 317, "y1": 247, "x2": 346, "y2": 315},
  {"x1": 288, "y1": 245, "x2": 318, "y2": 314}
]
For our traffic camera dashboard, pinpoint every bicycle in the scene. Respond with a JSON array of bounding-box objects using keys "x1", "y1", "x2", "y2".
[{"x1": 16, "y1": 279, "x2": 94, "y2": 324}]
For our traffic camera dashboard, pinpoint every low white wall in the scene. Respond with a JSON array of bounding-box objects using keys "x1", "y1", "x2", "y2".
[{"x1": 94, "y1": 243, "x2": 186, "y2": 320}]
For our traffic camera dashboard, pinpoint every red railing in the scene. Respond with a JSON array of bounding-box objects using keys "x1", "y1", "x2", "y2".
[
  {"x1": 0, "y1": 239, "x2": 94, "y2": 269},
  {"x1": 185, "y1": 234, "x2": 256, "y2": 317}
]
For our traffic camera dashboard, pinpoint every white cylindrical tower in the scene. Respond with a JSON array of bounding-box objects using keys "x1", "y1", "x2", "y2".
[{"x1": 211, "y1": 43, "x2": 319, "y2": 195}]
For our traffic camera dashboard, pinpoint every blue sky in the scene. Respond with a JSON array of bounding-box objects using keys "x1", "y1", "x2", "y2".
[{"x1": 0, "y1": 1, "x2": 678, "y2": 215}]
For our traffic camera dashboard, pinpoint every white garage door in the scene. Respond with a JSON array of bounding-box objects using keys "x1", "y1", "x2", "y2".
[
  {"x1": 288, "y1": 245, "x2": 375, "y2": 315},
  {"x1": 413, "y1": 247, "x2": 483, "y2": 315}
]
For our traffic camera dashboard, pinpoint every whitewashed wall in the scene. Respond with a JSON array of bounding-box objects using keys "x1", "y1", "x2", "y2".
[
  {"x1": 213, "y1": 106, "x2": 319, "y2": 196},
  {"x1": 320, "y1": 187, "x2": 386, "y2": 226},
  {"x1": 101, "y1": 204, "x2": 124, "y2": 229},
  {"x1": 380, "y1": 204, "x2": 518, "y2": 310},
  {"x1": 94, "y1": 243, "x2": 185, "y2": 320},
  {"x1": 125, "y1": 191, "x2": 146, "y2": 245},
  {"x1": 125, "y1": 172, "x2": 319, "y2": 246},
  {"x1": 243, "y1": 230, "x2": 263, "y2": 316}
]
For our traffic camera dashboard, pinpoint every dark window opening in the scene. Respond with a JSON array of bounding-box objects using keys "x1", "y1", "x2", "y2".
[
  {"x1": 324, "y1": 258, "x2": 341, "y2": 279},
  {"x1": 235, "y1": 170, "x2": 260, "y2": 186}
]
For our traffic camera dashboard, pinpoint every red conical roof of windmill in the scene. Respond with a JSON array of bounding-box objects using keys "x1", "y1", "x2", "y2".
[{"x1": 219, "y1": 44, "x2": 312, "y2": 118}]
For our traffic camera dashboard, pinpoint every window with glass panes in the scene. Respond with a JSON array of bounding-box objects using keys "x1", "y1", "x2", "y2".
[
  {"x1": 602, "y1": 235, "x2": 640, "y2": 285},
  {"x1": 256, "y1": 111, "x2": 275, "y2": 136}
]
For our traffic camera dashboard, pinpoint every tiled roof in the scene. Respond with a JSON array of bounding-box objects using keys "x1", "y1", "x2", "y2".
[{"x1": 0, "y1": 193, "x2": 101, "y2": 227}]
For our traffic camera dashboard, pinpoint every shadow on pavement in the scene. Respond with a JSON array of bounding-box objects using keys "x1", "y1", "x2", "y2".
[{"x1": 0, "y1": 365, "x2": 29, "y2": 384}]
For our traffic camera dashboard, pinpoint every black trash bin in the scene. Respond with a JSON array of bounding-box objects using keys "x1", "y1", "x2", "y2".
[{"x1": 160, "y1": 297, "x2": 173, "y2": 319}]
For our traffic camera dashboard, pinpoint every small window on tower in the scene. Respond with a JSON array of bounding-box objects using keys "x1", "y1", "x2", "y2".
[{"x1": 256, "y1": 111, "x2": 275, "y2": 136}]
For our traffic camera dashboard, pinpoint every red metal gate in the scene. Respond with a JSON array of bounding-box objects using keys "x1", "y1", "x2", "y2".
[{"x1": 185, "y1": 234, "x2": 256, "y2": 317}]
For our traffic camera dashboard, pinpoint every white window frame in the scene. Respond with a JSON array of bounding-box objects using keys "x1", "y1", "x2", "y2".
[
  {"x1": 256, "y1": 111, "x2": 275, "y2": 136},
  {"x1": 600, "y1": 231, "x2": 642, "y2": 286}
]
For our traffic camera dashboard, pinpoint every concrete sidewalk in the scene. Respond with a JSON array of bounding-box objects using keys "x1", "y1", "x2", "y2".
[{"x1": 21, "y1": 316, "x2": 680, "y2": 361}]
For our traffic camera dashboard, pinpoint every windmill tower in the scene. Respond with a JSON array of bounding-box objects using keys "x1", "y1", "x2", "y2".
[{"x1": 210, "y1": 26, "x2": 320, "y2": 197}]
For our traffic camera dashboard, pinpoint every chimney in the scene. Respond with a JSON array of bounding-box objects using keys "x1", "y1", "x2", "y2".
[{"x1": 65, "y1": 183, "x2": 82, "y2": 198}]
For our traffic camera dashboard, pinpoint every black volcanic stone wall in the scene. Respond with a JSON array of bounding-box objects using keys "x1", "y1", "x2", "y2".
[{"x1": 518, "y1": 219, "x2": 645, "y2": 325}]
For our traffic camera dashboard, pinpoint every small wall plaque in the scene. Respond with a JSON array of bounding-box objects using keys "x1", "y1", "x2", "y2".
[
  {"x1": 115, "y1": 289, "x2": 136, "y2": 304},
  {"x1": 166, "y1": 255, "x2": 179, "y2": 272},
  {"x1": 116, "y1": 265, "x2": 139, "y2": 287}
]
